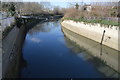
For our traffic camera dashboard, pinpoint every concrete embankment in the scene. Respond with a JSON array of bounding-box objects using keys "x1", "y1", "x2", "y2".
[
  {"x1": 2, "y1": 25, "x2": 27, "y2": 78},
  {"x1": 2, "y1": 18, "x2": 40, "y2": 78},
  {"x1": 62, "y1": 26, "x2": 119, "y2": 75},
  {"x1": 61, "y1": 20, "x2": 119, "y2": 51}
]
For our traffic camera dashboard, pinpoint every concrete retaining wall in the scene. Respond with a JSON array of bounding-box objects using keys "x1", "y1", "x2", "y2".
[
  {"x1": 1, "y1": 17, "x2": 15, "y2": 31},
  {"x1": 2, "y1": 25, "x2": 26, "y2": 78},
  {"x1": 2, "y1": 18, "x2": 41, "y2": 78},
  {"x1": 61, "y1": 20, "x2": 119, "y2": 51},
  {"x1": 62, "y1": 26, "x2": 119, "y2": 75}
]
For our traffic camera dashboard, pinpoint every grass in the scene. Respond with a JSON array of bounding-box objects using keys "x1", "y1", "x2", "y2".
[{"x1": 62, "y1": 17, "x2": 119, "y2": 27}]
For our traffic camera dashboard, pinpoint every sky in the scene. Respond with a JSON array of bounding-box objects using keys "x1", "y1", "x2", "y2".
[
  {"x1": 23, "y1": 0, "x2": 119, "y2": 8},
  {"x1": 50, "y1": 2, "x2": 69, "y2": 8},
  {"x1": 22, "y1": 0, "x2": 119, "y2": 2},
  {"x1": 22, "y1": 0, "x2": 91, "y2": 8},
  {"x1": 2, "y1": 0, "x2": 120, "y2": 8}
]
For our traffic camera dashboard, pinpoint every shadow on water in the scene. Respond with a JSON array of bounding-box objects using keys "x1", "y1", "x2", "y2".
[
  {"x1": 62, "y1": 27, "x2": 119, "y2": 78},
  {"x1": 18, "y1": 52, "x2": 28, "y2": 78}
]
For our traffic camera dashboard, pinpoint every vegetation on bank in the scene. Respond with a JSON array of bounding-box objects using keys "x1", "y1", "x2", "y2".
[
  {"x1": 1, "y1": 2, "x2": 16, "y2": 17},
  {"x1": 62, "y1": 2, "x2": 119, "y2": 27},
  {"x1": 62, "y1": 17, "x2": 119, "y2": 27}
]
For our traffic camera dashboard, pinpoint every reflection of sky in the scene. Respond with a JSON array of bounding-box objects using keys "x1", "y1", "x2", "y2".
[{"x1": 30, "y1": 37, "x2": 42, "y2": 43}]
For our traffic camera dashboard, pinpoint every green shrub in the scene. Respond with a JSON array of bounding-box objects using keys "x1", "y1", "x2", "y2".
[{"x1": 62, "y1": 17, "x2": 119, "y2": 27}]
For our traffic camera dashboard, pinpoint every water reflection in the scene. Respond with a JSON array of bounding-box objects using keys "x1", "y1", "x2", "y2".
[
  {"x1": 30, "y1": 37, "x2": 42, "y2": 43},
  {"x1": 28, "y1": 20, "x2": 59, "y2": 35},
  {"x1": 21, "y1": 20, "x2": 119, "y2": 78},
  {"x1": 62, "y1": 27, "x2": 119, "y2": 77}
]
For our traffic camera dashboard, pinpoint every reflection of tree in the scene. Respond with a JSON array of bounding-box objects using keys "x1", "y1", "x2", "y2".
[
  {"x1": 28, "y1": 22, "x2": 50, "y2": 35},
  {"x1": 28, "y1": 21, "x2": 59, "y2": 35},
  {"x1": 64, "y1": 36, "x2": 85, "y2": 53},
  {"x1": 63, "y1": 27, "x2": 119, "y2": 78},
  {"x1": 52, "y1": 20, "x2": 59, "y2": 27}
]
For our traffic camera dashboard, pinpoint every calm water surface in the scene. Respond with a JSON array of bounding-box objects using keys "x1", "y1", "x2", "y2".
[{"x1": 21, "y1": 20, "x2": 119, "y2": 78}]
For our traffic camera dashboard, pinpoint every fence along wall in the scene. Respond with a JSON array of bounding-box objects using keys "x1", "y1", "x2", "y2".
[{"x1": 61, "y1": 20, "x2": 119, "y2": 51}]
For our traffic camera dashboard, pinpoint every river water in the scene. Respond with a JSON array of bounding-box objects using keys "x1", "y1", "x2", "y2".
[{"x1": 20, "y1": 20, "x2": 119, "y2": 78}]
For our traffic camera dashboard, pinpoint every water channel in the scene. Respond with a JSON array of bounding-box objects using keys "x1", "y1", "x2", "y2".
[{"x1": 20, "y1": 20, "x2": 119, "y2": 78}]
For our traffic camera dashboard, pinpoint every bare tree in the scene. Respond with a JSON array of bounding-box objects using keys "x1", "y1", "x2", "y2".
[
  {"x1": 53, "y1": 6, "x2": 60, "y2": 15},
  {"x1": 18, "y1": 2, "x2": 44, "y2": 15}
]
